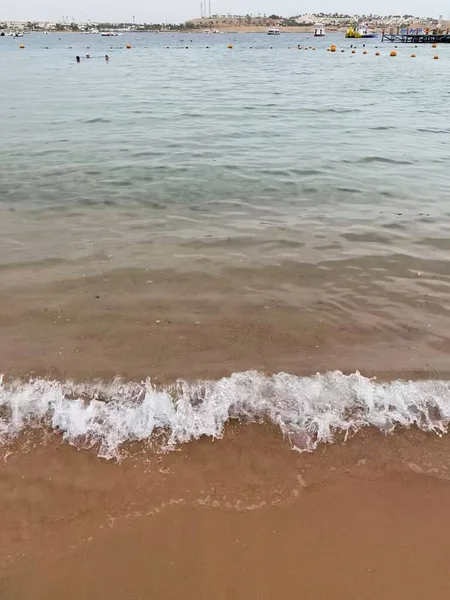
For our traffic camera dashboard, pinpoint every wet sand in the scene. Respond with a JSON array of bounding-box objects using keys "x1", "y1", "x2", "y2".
[
  {"x1": 1, "y1": 265, "x2": 450, "y2": 598},
  {"x1": 1, "y1": 426, "x2": 450, "y2": 599}
]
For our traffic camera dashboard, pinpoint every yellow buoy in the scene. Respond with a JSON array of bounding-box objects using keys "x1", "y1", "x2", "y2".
[
  {"x1": 434, "y1": 55, "x2": 439, "y2": 59},
  {"x1": 375, "y1": 51, "x2": 380, "y2": 56},
  {"x1": 330, "y1": 44, "x2": 336, "y2": 52},
  {"x1": 390, "y1": 50, "x2": 397, "y2": 57},
  {"x1": 432, "y1": 43, "x2": 437, "y2": 48},
  {"x1": 227, "y1": 44, "x2": 233, "y2": 49},
  {"x1": 126, "y1": 43, "x2": 131, "y2": 49},
  {"x1": 19, "y1": 43, "x2": 25, "y2": 49},
  {"x1": 411, "y1": 53, "x2": 416, "y2": 57}
]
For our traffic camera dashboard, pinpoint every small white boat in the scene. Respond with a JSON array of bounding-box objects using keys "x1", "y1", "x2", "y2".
[
  {"x1": 357, "y1": 24, "x2": 378, "y2": 38},
  {"x1": 267, "y1": 28, "x2": 280, "y2": 35},
  {"x1": 314, "y1": 23, "x2": 325, "y2": 37}
]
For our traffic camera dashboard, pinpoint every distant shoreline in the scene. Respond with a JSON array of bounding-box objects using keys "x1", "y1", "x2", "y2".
[{"x1": 32, "y1": 26, "x2": 349, "y2": 35}]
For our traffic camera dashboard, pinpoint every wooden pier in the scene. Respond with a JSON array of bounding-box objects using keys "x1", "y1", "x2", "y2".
[{"x1": 382, "y1": 28, "x2": 450, "y2": 43}]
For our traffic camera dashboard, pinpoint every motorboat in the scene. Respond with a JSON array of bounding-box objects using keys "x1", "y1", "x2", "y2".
[
  {"x1": 314, "y1": 23, "x2": 325, "y2": 36},
  {"x1": 345, "y1": 24, "x2": 378, "y2": 38},
  {"x1": 267, "y1": 28, "x2": 280, "y2": 35}
]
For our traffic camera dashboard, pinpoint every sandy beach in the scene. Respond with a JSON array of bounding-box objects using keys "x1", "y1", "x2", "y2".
[
  {"x1": 1, "y1": 424, "x2": 450, "y2": 600},
  {"x1": 1, "y1": 264, "x2": 450, "y2": 599}
]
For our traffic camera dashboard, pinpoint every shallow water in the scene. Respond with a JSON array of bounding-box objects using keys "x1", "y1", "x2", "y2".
[
  {"x1": 1, "y1": 32, "x2": 450, "y2": 272},
  {"x1": 1, "y1": 32, "x2": 450, "y2": 453}
]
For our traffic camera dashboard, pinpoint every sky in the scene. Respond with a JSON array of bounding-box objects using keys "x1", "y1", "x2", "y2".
[{"x1": 2, "y1": 1, "x2": 446, "y2": 23}]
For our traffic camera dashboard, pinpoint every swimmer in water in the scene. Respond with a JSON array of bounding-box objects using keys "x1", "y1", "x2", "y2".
[
  {"x1": 105, "y1": 54, "x2": 109, "y2": 61},
  {"x1": 86, "y1": 53, "x2": 90, "y2": 58},
  {"x1": 76, "y1": 56, "x2": 80, "y2": 63}
]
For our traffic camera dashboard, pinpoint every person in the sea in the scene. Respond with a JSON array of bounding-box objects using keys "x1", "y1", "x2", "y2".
[
  {"x1": 86, "y1": 53, "x2": 90, "y2": 58},
  {"x1": 76, "y1": 56, "x2": 80, "y2": 63},
  {"x1": 105, "y1": 55, "x2": 109, "y2": 62}
]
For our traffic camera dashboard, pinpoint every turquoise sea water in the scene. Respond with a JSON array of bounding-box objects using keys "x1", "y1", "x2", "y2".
[
  {"x1": 1, "y1": 32, "x2": 450, "y2": 267},
  {"x1": 1, "y1": 32, "x2": 450, "y2": 338}
]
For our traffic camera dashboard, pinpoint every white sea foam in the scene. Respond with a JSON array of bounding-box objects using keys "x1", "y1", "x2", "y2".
[{"x1": 0, "y1": 371, "x2": 449, "y2": 460}]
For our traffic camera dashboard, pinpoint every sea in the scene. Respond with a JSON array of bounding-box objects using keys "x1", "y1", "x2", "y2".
[{"x1": 1, "y1": 31, "x2": 450, "y2": 459}]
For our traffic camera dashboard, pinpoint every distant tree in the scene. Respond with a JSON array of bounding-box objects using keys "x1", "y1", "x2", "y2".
[
  {"x1": 269, "y1": 14, "x2": 280, "y2": 19},
  {"x1": 70, "y1": 23, "x2": 79, "y2": 31},
  {"x1": 55, "y1": 23, "x2": 66, "y2": 31}
]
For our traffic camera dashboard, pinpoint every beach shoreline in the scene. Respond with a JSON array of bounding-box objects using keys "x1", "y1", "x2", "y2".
[
  {"x1": 1, "y1": 266, "x2": 450, "y2": 599},
  {"x1": 1, "y1": 424, "x2": 450, "y2": 599}
]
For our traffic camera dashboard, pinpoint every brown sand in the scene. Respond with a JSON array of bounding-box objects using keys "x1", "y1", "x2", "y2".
[{"x1": 1, "y1": 426, "x2": 450, "y2": 599}]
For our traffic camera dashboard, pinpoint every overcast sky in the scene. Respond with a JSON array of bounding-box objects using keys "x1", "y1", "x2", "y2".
[{"x1": 2, "y1": 1, "x2": 446, "y2": 23}]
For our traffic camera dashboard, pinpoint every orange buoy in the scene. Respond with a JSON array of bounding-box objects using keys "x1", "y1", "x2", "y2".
[
  {"x1": 363, "y1": 50, "x2": 367, "y2": 54},
  {"x1": 411, "y1": 53, "x2": 416, "y2": 57},
  {"x1": 390, "y1": 50, "x2": 397, "y2": 57},
  {"x1": 19, "y1": 43, "x2": 25, "y2": 49},
  {"x1": 433, "y1": 55, "x2": 439, "y2": 59},
  {"x1": 227, "y1": 44, "x2": 233, "y2": 49},
  {"x1": 330, "y1": 44, "x2": 336, "y2": 52},
  {"x1": 126, "y1": 43, "x2": 131, "y2": 49},
  {"x1": 432, "y1": 43, "x2": 437, "y2": 48}
]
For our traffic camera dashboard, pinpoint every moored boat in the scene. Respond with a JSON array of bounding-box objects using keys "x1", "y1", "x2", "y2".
[
  {"x1": 346, "y1": 24, "x2": 378, "y2": 38},
  {"x1": 314, "y1": 23, "x2": 325, "y2": 37}
]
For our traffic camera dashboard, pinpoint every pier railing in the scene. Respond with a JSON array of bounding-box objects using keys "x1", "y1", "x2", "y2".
[{"x1": 382, "y1": 27, "x2": 450, "y2": 43}]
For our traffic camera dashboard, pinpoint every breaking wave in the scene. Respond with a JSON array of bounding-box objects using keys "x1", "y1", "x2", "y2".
[{"x1": 1, "y1": 371, "x2": 449, "y2": 460}]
